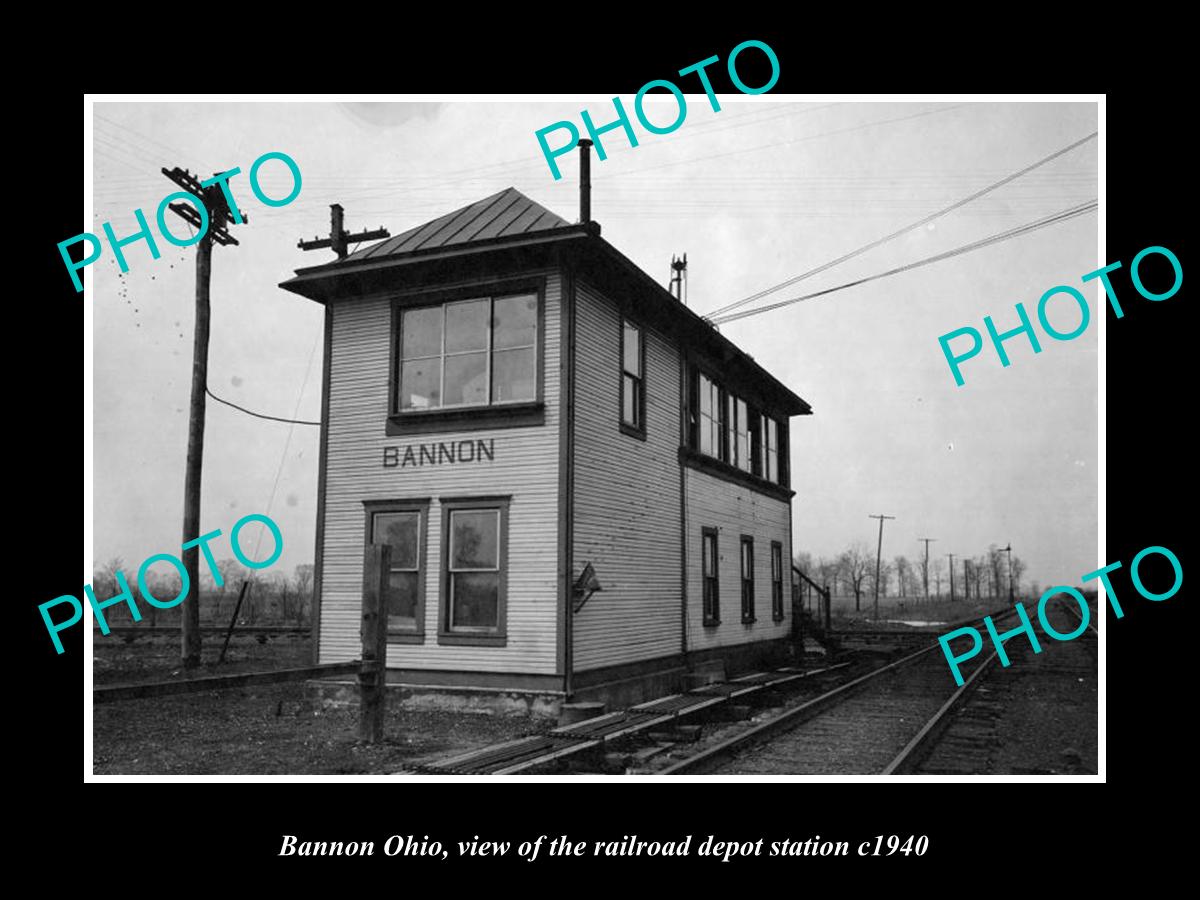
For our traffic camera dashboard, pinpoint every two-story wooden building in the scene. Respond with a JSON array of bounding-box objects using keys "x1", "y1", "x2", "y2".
[{"x1": 281, "y1": 172, "x2": 811, "y2": 714}]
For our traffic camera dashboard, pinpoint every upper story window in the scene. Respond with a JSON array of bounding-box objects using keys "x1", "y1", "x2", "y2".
[
  {"x1": 763, "y1": 416, "x2": 782, "y2": 484},
  {"x1": 621, "y1": 319, "x2": 646, "y2": 435},
  {"x1": 398, "y1": 293, "x2": 538, "y2": 411},
  {"x1": 690, "y1": 367, "x2": 789, "y2": 488},
  {"x1": 727, "y1": 394, "x2": 752, "y2": 473},
  {"x1": 698, "y1": 373, "x2": 724, "y2": 459}
]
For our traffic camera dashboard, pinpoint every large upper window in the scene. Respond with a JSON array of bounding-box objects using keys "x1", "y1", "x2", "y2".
[
  {"x1": 691, "y1": 368, "x2": 789, "y2": 488},
  {"x1": 398, "y1": 293, "x2": 537, "y2": 411},
  {"x1": 440, "y1": 498, "x2": 510, "y2": 646},
  {"x1": 699, "y1": 373, "x2": 724, "y2": 459},
  {"x1": 763, "y1": 416, "x2": 781, "y2": 484},
  {"x1": 727, "y1": 394, "x2": 751, "y2": 473}
]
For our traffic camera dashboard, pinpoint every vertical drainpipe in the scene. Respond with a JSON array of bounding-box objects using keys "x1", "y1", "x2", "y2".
[
  {"x1": 564, "y1": 140, "x2": 590, "y2": 701},
  {"x1": 679, "y1": 351, "x2": 689, "y2": 660},
  {"x1": 563, "y1": 264, "x2": 577, "y2": 701}
]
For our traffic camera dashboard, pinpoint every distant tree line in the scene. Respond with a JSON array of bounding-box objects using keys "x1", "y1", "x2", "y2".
[
  {"x1": 89, "y1": 557, "x2": 315, "y2": 628},
  {"x1": 794, "y1": 543, "x2": 1029, "y2": 611}
]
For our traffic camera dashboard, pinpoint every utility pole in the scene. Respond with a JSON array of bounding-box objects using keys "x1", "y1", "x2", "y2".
[
  {"x1": 298, "y1": 204, "x2": 390, "y2": 259},
  {"x1": 946, "y1": 553, "x2": 957, "y2": 603},
  {"x1": 918, "y1": 537, "x2": 936, "y2": 606},
  {"x1": 999, "y1": 543, "x2": 1014, "y2": 604},
  {"x1": 869, "y1": 514, "x2": 895, "y2": 621},
  {"x1": 163, "y1": 167, "x2": 245, "y2": 668}
]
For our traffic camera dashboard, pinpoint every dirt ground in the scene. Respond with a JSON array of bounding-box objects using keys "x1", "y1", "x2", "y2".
[
  {"x1": 93, "y1": 632, "x2": 312, "y2": 685},
  {"x1": 92, "y1": 633, "x2": 548, "y2": 775},
  {"x1": 93, "y1": 685, "x2": 546, "y2": 775}
]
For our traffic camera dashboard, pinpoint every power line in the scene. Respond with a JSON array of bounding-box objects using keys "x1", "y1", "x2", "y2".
[
  {"x1": 709, "y1": 199, "x2": 1098, "y2": 325},
  {"x1": 705, "y1": 131, "x2": 1098, "y2": 319},
  {"x1": 205, "y1": 386, "x2": 320, "y2": 426}
]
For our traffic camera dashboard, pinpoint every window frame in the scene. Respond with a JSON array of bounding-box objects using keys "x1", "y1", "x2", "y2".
[
  {"x1": 387, "y1": 279, "x2": 546, "y2": 436},
  {"x1": 701, "y1": 526, "x2": 721, "y2": 626},
  {"x1": 696, "y1": 370, "x2": 727, "y2": 462},
  {"x1": 437, "y1": 495, "x2": 511, "y2": 647},
  {"x1": 362, "y1": 498, "x2": 431, "y2": 644},
  {"x1": 770, "y1": 540, "x2": 785, "y2": 622},
  {"x1": 687, "y1": 364, "x2": 792, "y2": 495},
  {"x1": 619, "y1": 316, "x2": 647, "y2": 440},
  {"x1": 740, "y1": 534, "x2": 756, "y2": 624}
]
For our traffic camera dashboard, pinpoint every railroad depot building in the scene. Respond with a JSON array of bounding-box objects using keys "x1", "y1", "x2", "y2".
[{"x1": 281, "y1": 180, "x2": 811, "y2": 714}]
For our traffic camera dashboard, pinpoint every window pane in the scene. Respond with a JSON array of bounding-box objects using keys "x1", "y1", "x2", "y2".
[
  {"x1": 444, "y1": 352, "x2": 489, "y2": 406},
  {"x1": 494, "y1": 294, "x2": 537, "y2": 350},
  {"x1": 623, "y1": 374, "x2": 637, "y2": 424},
  {"x1": 700, "y1": 415, "x2": 714, "y2": 455},
  {"x1": 742, "y1": 541, "x2": 753, "y2": 576},
  {"x1": 451, "y1": 572, "x2": 499, "y2": 628},
  {"x1": 385, "y1": 570, "x2": 419, "y2": 630},
  {"x1": 402, "y1": 306, "x2": 442, "y2": 359},
  {"x1": 400, "y1": 359, "x2": 441, "y2": 409},
  {"x1": 445, "y1": 299, "x2": 489, "y2": 353},
  {"x1": 450, "y1": 510, "x2": 499, "y2": 569},
  {"x1": 492, "y1": 347, "x2": 536, "y2": 402},
  {"x1": 623, "y1": 321, "x2": 641, "y2": 376},
  {"x1": 700, "y1": 375, "x2": 712, "y2": 416},
  {"x1": 703, "y1": 534, "x2": 716, "y2": 576},
  {"x1": 374, "y1": 512, "x2": 419, "y2": 569}
]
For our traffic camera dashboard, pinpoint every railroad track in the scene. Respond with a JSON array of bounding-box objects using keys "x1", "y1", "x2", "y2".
[
  {"x1": 415, "y1": 607, "x2": 1017, "y2": 776},
  {"x1": 654, "y1": 607, "x2": 1025, "y2": 775}
]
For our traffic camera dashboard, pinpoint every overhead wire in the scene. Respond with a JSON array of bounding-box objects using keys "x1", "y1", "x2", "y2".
[
  {"x1": 704, "y1": 131, "x2": 1098, "y2": 319},
  {"x1": 709, "y1": 200, "x2": 1098, "y2": 325},
  {"x1": 205, "y1": 386, "x2": 321, "y2": 426}
]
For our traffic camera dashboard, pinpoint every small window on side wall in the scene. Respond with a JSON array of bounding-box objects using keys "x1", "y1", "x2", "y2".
[
  {"x1": 741, "y1": 535, "x2": 756, "y2": 623},
  {"x1": 621, "y1": 319, "x2": 645, "y2": 436},
  {"x1": 702, "y1": 527, "x2": 720, "y2": 626},
  {"x1": 771, "y1": 541, "x2": 785, "y2": 622}
]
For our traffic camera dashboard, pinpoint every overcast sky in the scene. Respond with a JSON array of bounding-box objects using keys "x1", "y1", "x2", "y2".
[{"x1": 90, "y1": 98, "x2": 1097, "y2": 589}]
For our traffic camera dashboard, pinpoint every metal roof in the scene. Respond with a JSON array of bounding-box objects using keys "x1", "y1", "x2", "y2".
[{"x1": 340, "y1": 187, "x2": 571, "y2": 262}]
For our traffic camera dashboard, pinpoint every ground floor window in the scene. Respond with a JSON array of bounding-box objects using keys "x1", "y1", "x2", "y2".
[
  {"x1": 364, "y1": 500, "x2": 430, "y2": 641},
  {"x1": 741, "y1": 535, "x2": 756, "y2": 623},
  {"x1": 771, "y1": 541, "x2": 785, "y2": 621},
  {"x1": 439, "y1": 497, "x2": 510, "y2": 646},
  {"x1": 702, "y1": 527, "x2": 720, "y2": 625}
]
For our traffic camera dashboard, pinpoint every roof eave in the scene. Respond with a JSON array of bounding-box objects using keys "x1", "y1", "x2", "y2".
[
  {"x1": 584, "y1": 235, "x2": 813, "y2": 417},
  {"x1": 278, "y1": 225, "x2": 593, "y2": 301}
]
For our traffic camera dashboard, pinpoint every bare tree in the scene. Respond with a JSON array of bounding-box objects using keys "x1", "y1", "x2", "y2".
[
  {"x1": 839, "y1": 545, "x2": 872, "y2": 612},
  {"x1": 293, "y1": 564, "x2": 315, "y2": 626},
  {"x1": 987, "y1": 545, "x2": 1006, "y2": 599},
  {"x1": 892, "y1": 556, "x2": 910, "y2": 599},
  {"x1": 1011, "y1": 556, "x2": 1027, "y2": 599}
]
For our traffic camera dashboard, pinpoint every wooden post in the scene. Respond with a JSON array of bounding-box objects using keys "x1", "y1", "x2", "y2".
[
  {"x1": 823, "y1": 583, "x2": 832, "y2": 635},
  {"x1": 359, "y1": 544, "x2": 390, "y2": 743},
  {"x1": 180, "y1": 233, "x2": 212, "y2": 669}
]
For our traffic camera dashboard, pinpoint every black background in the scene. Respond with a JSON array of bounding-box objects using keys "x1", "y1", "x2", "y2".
[{"x1": 22, "y1": 22, "x2": 1188, "y2": 885}]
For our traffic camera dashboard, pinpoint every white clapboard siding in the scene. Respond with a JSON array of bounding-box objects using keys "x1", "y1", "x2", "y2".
[
  {"x1": 685, "y1": 469, "x2": 792, "y2": 651},
  {"x1": 319, "y1": 273, "x2": 561, "y2": 674},
  {"x1": 572, "y1": 281, "x2": 683, "y2": 672}
]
